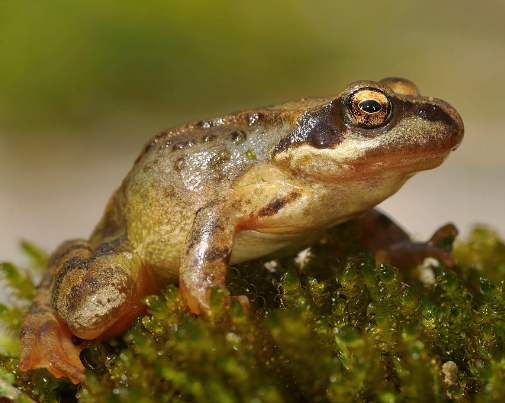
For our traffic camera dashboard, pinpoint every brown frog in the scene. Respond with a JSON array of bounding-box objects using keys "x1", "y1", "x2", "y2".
[{"x1": 19, "y1": 78, "x2": 464, "y2": 383}]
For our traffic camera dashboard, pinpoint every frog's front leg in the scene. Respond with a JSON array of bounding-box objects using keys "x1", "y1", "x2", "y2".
[
  {"x1": 179, "y1": 202, "x2": 247, "y2": 315},
  {"x1": 20, "y1": 237, "x2": 154, "y2": 383},
  {"x1": 354, "y1": 209, "x2": 458, "y2": 268}
]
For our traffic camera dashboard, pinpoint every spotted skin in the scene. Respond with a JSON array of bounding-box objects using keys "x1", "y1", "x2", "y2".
[{"x1": 20, "y1": 78, "x2": 464, "y2": 383}]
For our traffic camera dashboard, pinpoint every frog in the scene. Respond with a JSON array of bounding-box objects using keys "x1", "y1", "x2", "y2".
[{"x1": 19, "y1": 77, "x2": 464, "y2": 384}]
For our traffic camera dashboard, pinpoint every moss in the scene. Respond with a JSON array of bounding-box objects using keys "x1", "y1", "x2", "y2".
[{"x1": 1, "y1": 226, "x2": 505, "y2": 402}]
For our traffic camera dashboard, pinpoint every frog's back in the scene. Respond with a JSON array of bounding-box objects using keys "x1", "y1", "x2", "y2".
[
  {"x1": 125, "y1": 98, "x2": 327, "y2": 198},
  {"x1": 130, "y1": 109, "x2": 285, "y2": 195}
]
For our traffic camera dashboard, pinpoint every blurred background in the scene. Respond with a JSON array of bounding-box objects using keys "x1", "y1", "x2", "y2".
[{"x1": 1, "y1": 0, "x2": 504, "y2": 263}]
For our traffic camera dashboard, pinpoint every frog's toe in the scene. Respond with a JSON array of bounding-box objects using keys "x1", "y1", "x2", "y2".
[
  {"x1": 179, "y1": 280, "x2": 206, "y2": 315},
  {"x1": 19, "y1": 315, "x2": 85, "y2": 384},
  {"x1": 180, "y1": 281, "x2": 250, "y2": 316},
  {"x1": 429, "y1": 223, "x2": 459, "y2": 245}
]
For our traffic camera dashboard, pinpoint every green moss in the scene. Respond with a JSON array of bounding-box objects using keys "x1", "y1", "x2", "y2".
[{"x1": 1, "y1": 226, "x2": 505, "y2": 402}]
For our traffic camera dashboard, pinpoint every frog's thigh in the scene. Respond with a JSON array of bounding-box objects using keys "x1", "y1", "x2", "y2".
[
  {"x1": 53, "y1": 237, "x2": 148, "y2": 340},
  {"x1": 354, "y1": 209, "x2": 410, "y2": 251}
]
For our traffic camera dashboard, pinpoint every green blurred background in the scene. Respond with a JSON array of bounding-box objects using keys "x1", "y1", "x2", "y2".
[{"x1": 1, "y1": 0, "x2": 504, "y2": 261}]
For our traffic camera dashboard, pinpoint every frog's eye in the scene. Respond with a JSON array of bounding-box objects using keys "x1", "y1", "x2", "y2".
[{"x1": 348, "y1": 89, "x2": 391, "y2": 128}]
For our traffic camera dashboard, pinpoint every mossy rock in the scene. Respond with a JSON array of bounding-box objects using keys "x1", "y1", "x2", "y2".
[{"x1": 1, "y1": 225, "x2": 505, "y2": 402}]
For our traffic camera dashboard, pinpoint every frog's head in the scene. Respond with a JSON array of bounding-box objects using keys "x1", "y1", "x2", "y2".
[{"x1": 273, "y1": 77, "x2": 464, "y2": 183}]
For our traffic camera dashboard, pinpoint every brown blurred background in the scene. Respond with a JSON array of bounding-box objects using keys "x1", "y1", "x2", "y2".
[{"x1": 1, "y1": 0, "x2": 504, "y2": 263}]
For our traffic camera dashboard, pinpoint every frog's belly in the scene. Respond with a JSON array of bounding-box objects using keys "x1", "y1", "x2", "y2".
[{"x1": 230, "y1": 229, "x2": 307, "y2": 264}]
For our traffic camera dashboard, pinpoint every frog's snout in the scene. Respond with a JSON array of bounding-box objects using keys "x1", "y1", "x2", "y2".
[
  {"x1": 406, "y1": 96, "x2": 464, "y2": 152},
  {"x1": 430, "y1": 98, "x2": 465, "y2": 151}
]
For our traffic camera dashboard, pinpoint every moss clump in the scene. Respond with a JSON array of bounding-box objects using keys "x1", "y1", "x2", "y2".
[{"x1": 1, "y1": 225, "x2": 505, "y2": 402}]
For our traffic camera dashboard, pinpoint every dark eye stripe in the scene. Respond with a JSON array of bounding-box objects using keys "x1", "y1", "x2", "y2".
[
  {"x1": 273, "y1": 103, "x2": 345, "y2": 154},
  {"x1": 399, "y1": 101, "x2": 458, "y2": 128},
  {"x1": 416, "y1": 104, "x2": 454, "y2": 126}
]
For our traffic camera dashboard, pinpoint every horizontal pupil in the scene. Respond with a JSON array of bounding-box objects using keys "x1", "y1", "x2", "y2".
[{"x1": 359, "y1": 99, "x2": 382, "y2": 113}]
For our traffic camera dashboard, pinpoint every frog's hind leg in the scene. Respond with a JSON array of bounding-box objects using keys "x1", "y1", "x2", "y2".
[
  {"x1": 52, "y1": 237, "x2": 153, "y2": 341},
  {"x1": 355, "y1": 209, "x2": 458, "y2": 269},
  {"x1": 19, "y1": 240, "x2": 90, "y2": 383},
  {"x1": 20, "y1": 237, "x2": 154, "y2": 383}
]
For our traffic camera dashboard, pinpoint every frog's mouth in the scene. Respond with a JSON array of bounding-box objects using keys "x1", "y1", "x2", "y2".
[
  {"x1": 304, "y1": 148, "x2": 451, "y2": 184},
  {"x1": 344, "y1": 151, "x2": 449, "y2": 181}
]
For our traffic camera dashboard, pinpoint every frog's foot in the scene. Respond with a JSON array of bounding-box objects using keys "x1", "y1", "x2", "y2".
[
  {"x1": 180, "y1": 282, "x2": 250, "y2": 316},
  {"x1": 19, "y1": 310, "x2": 85, "y2": 384},
  {"x1": 375, "y1": 223, "x2": 459, "y2": 269}
]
